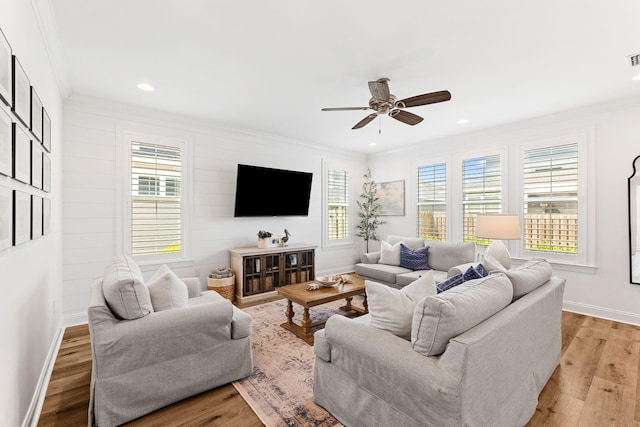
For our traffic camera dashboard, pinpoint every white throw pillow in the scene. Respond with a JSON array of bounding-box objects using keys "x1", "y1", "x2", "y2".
[
  {"x1": 379, "y1": 240, "x2": 402, "y2": 266},
  {"x1": 482, "y1": 254, "x2": 507, "y2": 273},
  {"x1": 365, "y1": 271, "x2": 436, "y2": 340},
  {"x1": 147, "y1": 264, "x2": 189, "y2": 311}
]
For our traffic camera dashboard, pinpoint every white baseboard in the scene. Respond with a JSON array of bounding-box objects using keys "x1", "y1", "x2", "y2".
[
  {"x1": 64, "y1": 310, "x2": 88, "y2": 327},
  {"x1": 563, "y1": 300, "x2": 640, "y2": 326},
  {"x1": 22, "y1": 319, "x2": 65, "y2": 427}
]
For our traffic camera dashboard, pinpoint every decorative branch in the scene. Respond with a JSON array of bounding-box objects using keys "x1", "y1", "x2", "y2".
[{"x1": 355, "y1": 169, "x2": 385, "y2": 252}]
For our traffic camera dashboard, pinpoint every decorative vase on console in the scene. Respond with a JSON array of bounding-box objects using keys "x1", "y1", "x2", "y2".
[{"x1": 257, "y1": 230, "x2": 273, "y2": 249}]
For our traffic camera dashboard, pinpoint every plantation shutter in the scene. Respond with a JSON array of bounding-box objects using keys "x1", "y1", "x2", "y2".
[
  {"x1": 131, "y1": 141, "x2": 182, "y2": 256},
  {"x1": 417, "y1": 163, "x2": 446, "y2": 241},
  {"x1": 327, "y1": 169, "x2": 348, "y2": 240},
  {"x1": 523, "y1": 143, "x2": 578, "y2": 255},
  {"x1": 462, "y1": 155, "x2": 502, "y2": 246}
]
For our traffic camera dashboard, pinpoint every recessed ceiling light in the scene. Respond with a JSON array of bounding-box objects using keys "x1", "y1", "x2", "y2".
[
  {"x1": 137, "y1": 83, "x2": 155, "y2": 92},
  {"x1": 457, "y1": 118, "x2": 469, "y2": 124},
  {"x1": 633, "y1": 73, "x2": 640, "y2": 81},
  {"x1": 368, "y1": 142, "x2": 377, "y2": 146}
]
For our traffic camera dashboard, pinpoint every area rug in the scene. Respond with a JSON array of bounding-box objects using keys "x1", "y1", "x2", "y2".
[{"x1": 233, "y1": 298, "x2": 363, "y2": 427}]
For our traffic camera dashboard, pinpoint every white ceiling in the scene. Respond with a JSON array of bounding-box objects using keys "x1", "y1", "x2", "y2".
[{"x1": 50, "y1": 0, "x2": 640, "y2": 154}]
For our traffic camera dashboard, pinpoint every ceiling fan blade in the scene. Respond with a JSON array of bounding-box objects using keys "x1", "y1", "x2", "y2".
[
  {"x1": 352, "y1": 113, "x2": 378, "y2": 129},
  {"x1": 368, "y1": 79, "x2": 390, "y2": 101},
  {"x1": 390, "y1": 110, "x2": 423, "y2": 126},
  {"x1": 321, "y1": 107, "x2": 370, "y2": 111},
  {"x1": 398, "y1": 90, "x2": 451, "y2": 108}
]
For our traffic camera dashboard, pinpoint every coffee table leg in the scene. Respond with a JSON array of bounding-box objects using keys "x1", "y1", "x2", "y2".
[
  {"x1": 301, "y1": 308, "x2": 312, "y2": 335},
  {"x1": 363, "y1": 293, "x2": 368, "y2": 313},
  {"x1": 344, "y1": 296, "x2": 353, "y2": 311},
  {"x1": 285, "y1": 299, "x2": 294, "y2": 325}
]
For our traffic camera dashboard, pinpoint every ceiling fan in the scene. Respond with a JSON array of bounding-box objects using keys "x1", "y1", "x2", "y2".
[{"x1": 321, "y1": 78, "x2": 451, "y2": 130}]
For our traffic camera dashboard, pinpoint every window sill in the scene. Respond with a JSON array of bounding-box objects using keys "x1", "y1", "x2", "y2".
[
  {"x1": 510, "y1": 257, "x2": 597, "y2": 274},
  {"x1": 135, "y1": 257, "x2": 195, "y2": 273},
  {"x1": 322, "y1": 241, "x2": 354, "y2": 251}
]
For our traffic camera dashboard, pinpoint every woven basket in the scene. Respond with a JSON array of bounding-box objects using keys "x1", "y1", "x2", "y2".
[{"x1": 207, "y1": 276, "x2": 235, "y2": 302}]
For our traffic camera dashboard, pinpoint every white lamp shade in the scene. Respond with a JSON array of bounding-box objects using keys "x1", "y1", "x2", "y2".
[{"x1": 475, "y1": 214, "x2": 521, "y2": 240}]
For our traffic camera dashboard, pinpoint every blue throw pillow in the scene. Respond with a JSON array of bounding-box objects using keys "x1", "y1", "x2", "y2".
[
  {"x1": 399, "y1": 244, "x2": 429, "y2": 271},
  {"x1": 463, "y1": 265, "x2": 485, "y2": 281},
  {"x1": 475, "y1": 263, "x2": 488, "y2": 278},
  {"x1": 436, "y1": 273, "x2": 465, "y2": 293}
]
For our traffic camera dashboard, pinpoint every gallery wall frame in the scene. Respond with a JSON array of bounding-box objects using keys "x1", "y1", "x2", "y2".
[
  {"x1": 31, "y1": 141, "x2": 42, "y2": 189},
  {"x1": 42, "y1": 108, "x2": 51, "y2": 152},
  {"x1": 0, "y1": 185, "x2": 12, "y2": 251},
  {"x1": 43, "y1": 197, "x2": 50, "y2": 235},
  {"x1": 43, "y1": 153, "x2": 50, "y2": 192},
  {"x1": 0, "y1": 107, "x2": 12, "y2": 177},
  {"x1": 30, "y1": 87, "x2": 42, "y2": 141},
  {"x1": 13, "y1": 123, "x2": 30, "y2": 184},
  {"x1": 12, "y1": 56, "x2": 29, "y2": 127},
  {"x1": 13, "y1": 189, "x2": 30, "y2": 245},
  {"x1": 0, "y1": 28, "x2": 11, "y2": 107},
  {"x1": 31, "y1": 194, "x2": 42, "y2": 239},
  {"x1": 376, "y1": 180, "x2": 406, "y2": 216}
]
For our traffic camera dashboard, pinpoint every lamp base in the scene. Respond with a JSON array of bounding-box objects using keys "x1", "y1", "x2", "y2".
[{"x1": 486, "y1": 240, "x2": 511, "y2": 270}]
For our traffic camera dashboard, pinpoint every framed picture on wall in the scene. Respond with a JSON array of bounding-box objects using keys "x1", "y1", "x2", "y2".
[
  {"x1": 12, "y1": 56, "x2": 30, "y2": 127},
  {"x1": 31, "y1": 194, "x2": 42, "y2": 239},
  {"x1": 0, "y1": 108, "x2": 12, "y2": 177},
  {"x1": 30, "y1": 87, "x2": 42, "y2": 141},
  {"x1": 13, "y1": 190, "x2": 30, "y2": 245},
  {"x1": 31, "y1": 141, "x2": 42, "y2": 189},
  {"x1": 43, "y1": 153, "x2": 51, "y2": 192},
  {"x1": 13, "y1": 123, "x2": 30, "y2": 184},
  {"x1": 0, "y1": 185, "x2": 12, "y2": 251},
  {"x1": 42, "y1": 108, "x2": 51, "y2": 152},
  {"x1": 376, "y1": 180, "x2": 406, "y2": 216},
  {"x1": 0, "y1": 28, "x2": 11, "y2": 107},
  {"x1": 43, "y1": 197, "x2": 50, "y2": 235}
]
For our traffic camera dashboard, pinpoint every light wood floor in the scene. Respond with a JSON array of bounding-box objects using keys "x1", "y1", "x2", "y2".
[{"x1": 38, "y1": 311, "x2": 640, "y2": 427}]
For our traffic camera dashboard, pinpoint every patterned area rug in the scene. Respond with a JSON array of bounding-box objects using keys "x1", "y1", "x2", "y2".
[{"x1": 233, "y1": 298, "x2": 360, "y2": 427}]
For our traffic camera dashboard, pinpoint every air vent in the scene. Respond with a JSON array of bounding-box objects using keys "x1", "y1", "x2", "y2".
[{"x1": 628, "y1": 53, "x2": 640, "y2": 68}]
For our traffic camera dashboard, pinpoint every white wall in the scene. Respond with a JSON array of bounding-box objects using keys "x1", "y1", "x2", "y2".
[
  {"x1": 368, "y1": 97, "x2": 640, "y2": 325},
  {"x1": 62, "y1": 95, "x2": 366, "y2": 318},
  {"x1": 0, "y1": 0, "x2": 64, "y2": 425}
]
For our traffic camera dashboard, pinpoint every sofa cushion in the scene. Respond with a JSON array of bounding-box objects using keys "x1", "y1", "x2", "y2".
[
  {"x1": 426, "y1": 241, "x2": 476, "y2": 272},
  {"x1": 399, "y1": 244, "x2": 429, "y2": 271},
  {"x1": 366, "y1": 272, "x2": 437, "y2": 340},
  {"x1": 396, "y1": 269, "x2": 448, "y2": 287},
  {"x1": 387, "y1": 234, "x2": 425, "y2": 250},
  {"x1": 379, "y1": 241, "x2": 402, "y2": 266},
  {"x1": 355, "y1": 263, "x2": 410, "y2": 285},
  {"x1": 147, "y1": 264, "x2": 189, "y2": 311},
  {"x1": 412, "y1": 273, "x2": 513, "y2": 356},
  {"x1": 505, "y1": 258, "x2": 552, "y2": 300},
  {"x1": 102, "y1": 255, "x2": 154, "y2": 320}
]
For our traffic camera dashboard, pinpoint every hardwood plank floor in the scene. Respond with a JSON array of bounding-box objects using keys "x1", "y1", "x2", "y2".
[{"x1": 39, "y1": 310, "x2": 640, "y2": 426}]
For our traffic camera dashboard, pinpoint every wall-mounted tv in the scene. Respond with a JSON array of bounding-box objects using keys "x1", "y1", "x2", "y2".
[{"x1": 233, "y1": 164, "x2": 313, "y2": 217}]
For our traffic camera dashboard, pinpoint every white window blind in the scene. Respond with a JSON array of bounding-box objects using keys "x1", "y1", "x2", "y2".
[
  {"x1": 523, "y1": 143, "x2": 578, "y2": 255},
  {"x1": 417, "y1": 163, "x2": 446, "y2": 240},
  {"x1": 462, "y1": 155, "x2": 502, "y2": 246},
  {"x1": 131, "y1": 141, "x2": 182, "y2": 256},
  {"x1": 327, "y1": 169, "x2": 348, "y2": 240}
]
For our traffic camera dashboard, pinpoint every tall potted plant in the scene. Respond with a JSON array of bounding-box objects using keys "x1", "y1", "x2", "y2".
[{"x1": 355, "y1": 169, "x2": 385, "y2": 252}]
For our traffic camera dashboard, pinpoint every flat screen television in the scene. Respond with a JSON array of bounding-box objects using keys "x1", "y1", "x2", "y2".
[{"x1": 233, "y1": 164, "x2": 313, "y2": 217}]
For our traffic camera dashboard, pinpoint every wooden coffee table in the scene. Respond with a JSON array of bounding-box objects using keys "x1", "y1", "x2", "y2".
[{"x1": 277, "y1": 273, "x2": 367, "y2": 345}]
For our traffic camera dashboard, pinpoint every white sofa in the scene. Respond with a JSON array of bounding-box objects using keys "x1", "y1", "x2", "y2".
[
  {"x1": 314, "y1": 260, "x2": 564, "y2": 426},
  {"x1": 88, "y1": 255, "x2": 254, "y2": 426},
  {"x1": 355, "y1": 235, "x2": 477, "y2": 288}
]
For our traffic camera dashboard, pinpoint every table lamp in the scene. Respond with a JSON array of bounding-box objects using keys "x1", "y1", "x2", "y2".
[{"x1": 475, "y1": 214, "x2": 521, "y2": 269}]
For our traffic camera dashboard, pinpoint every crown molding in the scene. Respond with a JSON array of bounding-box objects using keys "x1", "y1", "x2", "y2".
[{"x1": 29, "y1": 0, "x2": 71, "y2": 99}]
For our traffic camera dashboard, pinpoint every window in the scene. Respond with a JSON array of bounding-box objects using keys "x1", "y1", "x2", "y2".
[
  {"x1": 130, "y1": 141, "x2": 182, "y2": 256},
  {"x1": 417, "y1": 163, "x2": 446, "y2": 240},
  {"x1": 462, "y1": 155, "x2": 501, "y2": 246},
  {"x1": 523, "y1": 143, "x2": 578, "y2": 256},
  {"x1": 327, "y1": 169, "x2": 349, "y2": 240}
]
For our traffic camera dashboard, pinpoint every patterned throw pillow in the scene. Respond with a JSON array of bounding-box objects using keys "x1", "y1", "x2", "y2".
[
  {"x1": 399, "y1": 244, "x2": 429, "y2": 271},
  {"x1": 436, "y1": 273, "x2": 465, "y2": 293},
  {"x1": 463, "y1": 264, "x2": 488, "y2": 281}
]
